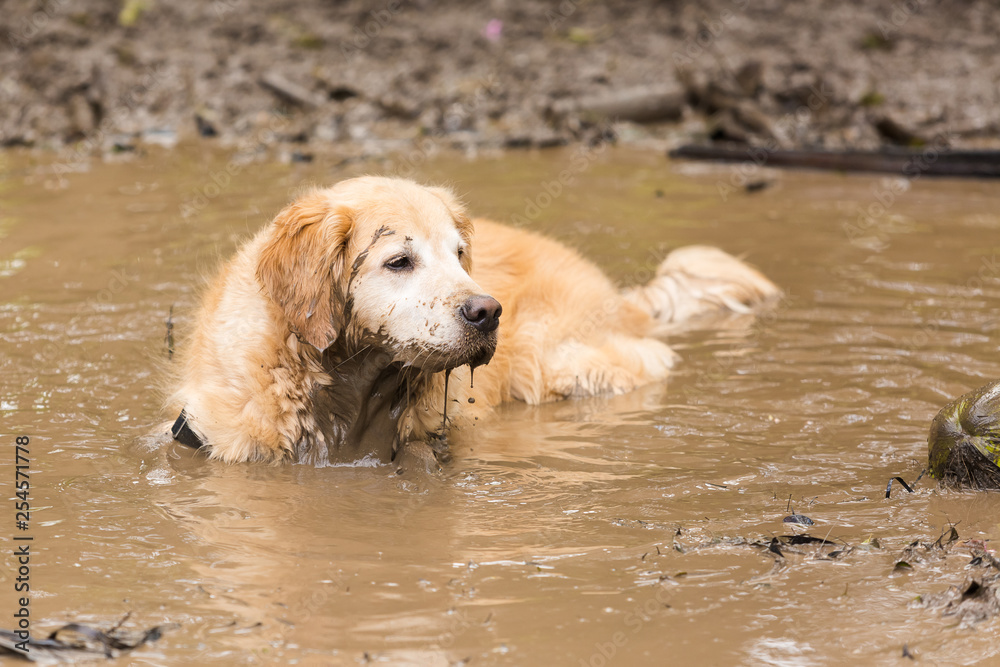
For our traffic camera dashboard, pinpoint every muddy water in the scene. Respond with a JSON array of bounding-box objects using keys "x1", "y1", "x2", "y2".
[{"x1": 2, "y1": 145, "x2": 1000, "y2": 666}]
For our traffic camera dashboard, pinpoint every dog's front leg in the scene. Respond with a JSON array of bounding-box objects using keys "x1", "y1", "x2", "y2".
[{"x1": 393, "y1": 439, "x2": 444, "y2": 474}]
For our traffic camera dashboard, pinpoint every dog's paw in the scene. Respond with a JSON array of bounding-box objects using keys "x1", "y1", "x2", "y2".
[{"x1": 394, "y1": 439, "x2": 444, "y2": 474}]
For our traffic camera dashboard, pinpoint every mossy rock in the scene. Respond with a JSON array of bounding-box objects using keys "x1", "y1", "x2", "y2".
[{"x1": 928, "y1": 380, "x2": 1000, "y2": 489}]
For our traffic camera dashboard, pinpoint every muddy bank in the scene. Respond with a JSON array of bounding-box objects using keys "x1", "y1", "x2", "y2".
[{"x1": 2, "y1": 0, "x2": 999, "y2": 160}]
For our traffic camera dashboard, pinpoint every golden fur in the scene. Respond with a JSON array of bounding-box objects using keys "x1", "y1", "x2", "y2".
[{"x1": 165, "y1": 177, "x2": 779, "y2": 465}]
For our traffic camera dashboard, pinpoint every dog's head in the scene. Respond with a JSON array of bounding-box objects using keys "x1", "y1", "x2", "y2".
[{"x1": 256, "y1": 177, "x2": 501, "y2": 371}]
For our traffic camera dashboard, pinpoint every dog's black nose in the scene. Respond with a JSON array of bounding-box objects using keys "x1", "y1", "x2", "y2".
[{"x1": 460, "y1": 295, "x2": 502, "y2": 333}]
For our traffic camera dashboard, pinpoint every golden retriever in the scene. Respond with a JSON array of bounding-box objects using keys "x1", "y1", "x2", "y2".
[{"x1": 165, "y1": 177, "x2": 778, "y2": 465}]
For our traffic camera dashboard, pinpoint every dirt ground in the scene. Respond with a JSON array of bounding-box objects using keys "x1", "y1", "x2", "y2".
[{"x1": 3, "y1": 0, "x2": 1000, "y2": 160}]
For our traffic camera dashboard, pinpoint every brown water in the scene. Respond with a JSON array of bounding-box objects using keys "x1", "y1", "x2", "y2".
[{"x1": 2, "y1": 145, "x2": 1000, "y2": 666}]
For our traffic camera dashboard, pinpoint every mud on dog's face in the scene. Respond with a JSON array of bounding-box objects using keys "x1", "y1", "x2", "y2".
[{"x1": 256, "y1": 177, "x2": 501, "y2": 370}]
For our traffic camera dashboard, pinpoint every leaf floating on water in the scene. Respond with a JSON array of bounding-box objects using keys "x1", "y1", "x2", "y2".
[
  {"x1": 894, "y1": 560, "x2": 914, "y2": 573},
  {"x1": 859, "y1": 535, "x2": 883, "y2": 551},
  {"x1": 782, "y1": 496, "x2": 813, "y2": 526}
]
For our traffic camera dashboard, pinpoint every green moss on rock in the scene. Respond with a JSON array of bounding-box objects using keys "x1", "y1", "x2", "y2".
[{"x1": 928, "y1": 380, "x2": 1000, "y2": 489}]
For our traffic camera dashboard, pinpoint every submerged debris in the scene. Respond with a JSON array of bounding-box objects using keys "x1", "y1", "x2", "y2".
[
  {"x1": 928, "y1": 380, "x2": 1000, "y2": 489},
  {"x1": 917, "y1": 575, "x2": 1000, "y2": 627},
  {"x1": 895, "y1": 525, "x2": 960, "y2": 569},
  {"x1": 762, "y1": 535, "x2": 840, "y2": 560},
  {"x1": 884, "y1": 474, "x2": 918, "y2": 499},
  {"x1": 901, "y1": 527, "x2": 1000, "y2": 626},
  {"x1": 0, "y1": 616, "x2": 175, "y2": 662}
]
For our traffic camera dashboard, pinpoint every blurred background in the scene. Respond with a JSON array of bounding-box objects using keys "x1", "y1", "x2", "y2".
[{"x1": 3, "y1": 0, "x2": 999, "y2": 159}]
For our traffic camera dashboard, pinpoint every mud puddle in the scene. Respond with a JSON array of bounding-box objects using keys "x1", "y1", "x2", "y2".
[{"x1": 1, "y1": 146, "x2": 1000, "y2": 665}]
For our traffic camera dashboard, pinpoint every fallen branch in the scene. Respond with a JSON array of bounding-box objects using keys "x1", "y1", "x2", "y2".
[{"x1": 669, "y1": 145, "x2": 1000, "y2": 178}]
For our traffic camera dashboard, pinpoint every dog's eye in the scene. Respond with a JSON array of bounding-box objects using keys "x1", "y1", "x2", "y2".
[
  {"x1": 385, "y1": 256, "x2": 412, "y2": 271},
  {"x1": 457, "y1": 248, "x2": 464, "y2": 258}
]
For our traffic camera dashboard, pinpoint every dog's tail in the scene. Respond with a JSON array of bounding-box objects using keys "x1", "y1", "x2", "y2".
[{"x1": 623, "y1": 245, "x2": 780, "y2": 329}]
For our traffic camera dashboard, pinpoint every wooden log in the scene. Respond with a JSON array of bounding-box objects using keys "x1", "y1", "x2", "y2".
[
  {"x1": 555, "y1": 85, "x2": 686, "y2": 123},
  {"x1": 259, "y1": 72, "x2": 321, "y2": 108},
  {"x1": 668, "y1": 145, "x2": 1000, "y2": 178}
]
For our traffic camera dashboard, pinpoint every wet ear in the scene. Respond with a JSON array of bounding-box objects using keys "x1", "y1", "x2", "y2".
[
  {"x1": 426, "y1": 186, "x2": 474, "y2": 272},
  {"x1": 256, "y1": 190, "x2": 353, "y2": 351}
]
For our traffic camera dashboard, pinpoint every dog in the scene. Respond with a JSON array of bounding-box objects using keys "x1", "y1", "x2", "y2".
[{"x1": 164, "y1": 176, "x2": 778, "y2": 465}]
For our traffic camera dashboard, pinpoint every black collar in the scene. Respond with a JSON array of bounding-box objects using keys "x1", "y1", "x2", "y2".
[{"x1": 171, "y1": 410, "x2": 205, "y2": 450}]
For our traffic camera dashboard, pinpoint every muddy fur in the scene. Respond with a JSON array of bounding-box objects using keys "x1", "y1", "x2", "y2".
[{"x1": 161, "y1": 176, "x2": 779, "y2": 465}]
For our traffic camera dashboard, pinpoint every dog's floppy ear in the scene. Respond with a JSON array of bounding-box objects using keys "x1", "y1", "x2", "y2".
[
  {"x1": 256, "y1": 189, "x2": 353, "y2": 351},
  {"x1": 426, "y1": 186, "x2": 474, "y2": 272}
]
